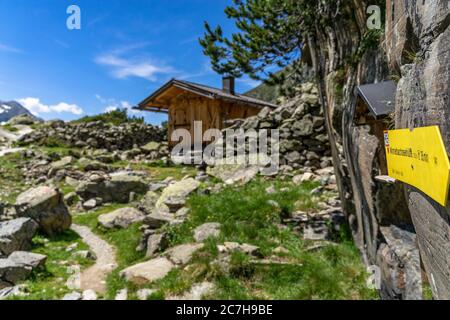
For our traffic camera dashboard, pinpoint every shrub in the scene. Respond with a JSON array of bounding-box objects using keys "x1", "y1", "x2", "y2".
[{"x1": 74, "y1": 108, "x2": 144, "y2": 126}]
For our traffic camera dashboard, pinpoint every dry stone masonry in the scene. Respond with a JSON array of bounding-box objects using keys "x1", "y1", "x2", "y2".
[
  {"x1": 223, "y1": 82, "x2": 332, "y2": 171},
  {"x1": 19, "y1": 120, "x2": 166, "y2": 152}
]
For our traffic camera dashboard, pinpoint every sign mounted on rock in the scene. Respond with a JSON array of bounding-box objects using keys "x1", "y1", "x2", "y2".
[{"x1": 384, "y1": 126, "x2": 450, "y2": 206}]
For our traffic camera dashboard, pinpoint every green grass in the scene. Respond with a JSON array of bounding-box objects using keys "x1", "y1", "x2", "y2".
[
  {"x1": 0, "y1": 152, "x2": 27, "y2": 202},
  {"x1": 1, "y1": 124, "x2": 19, "y2": 132},
  {"x1": 110, "y1": 160, "x2": 197, "y2": 181},
  {"x1": 102, "y1": 178, "x2": 377, "y2": 300},
  {"x1": 72, "y1": 108, "x2": 144, "y2": 126},
  {"x1": 72, "y1": 204, "x2": 146, "y2": 299},
  {"x1": 10, "y1": 230, "x2": 94, "y2": 300}
]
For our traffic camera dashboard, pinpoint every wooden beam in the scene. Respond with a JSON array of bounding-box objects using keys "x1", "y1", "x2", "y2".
[{"x1": 140, "y1": 107, "x2": 169, "y2": 114}]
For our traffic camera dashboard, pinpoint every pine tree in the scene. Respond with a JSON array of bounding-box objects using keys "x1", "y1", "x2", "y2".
[{"x1": 199, "y1": 0, "x2": 319, "y2": 86}]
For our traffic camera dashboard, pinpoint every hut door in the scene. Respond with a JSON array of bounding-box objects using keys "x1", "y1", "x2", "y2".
[{"x1": 171, "y1": 105, "x2": 191, "y2": 146}]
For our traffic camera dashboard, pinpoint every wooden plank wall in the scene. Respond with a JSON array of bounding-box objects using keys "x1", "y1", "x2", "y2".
[{"x1": 168, "y1": 92, "x2": 260, "y2": 146}]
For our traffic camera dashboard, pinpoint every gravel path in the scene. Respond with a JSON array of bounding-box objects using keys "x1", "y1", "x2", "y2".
[{"x1": 71, "y1": 224, "x2": 118, "y2": 294}]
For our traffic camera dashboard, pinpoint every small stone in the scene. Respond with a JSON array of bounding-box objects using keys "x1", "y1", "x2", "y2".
[
  {"x1": 115, "y1": 289, "x2": 128, "y2": 300},
  {"x1": 303, "y1": 221, "x2": 329, "y2": 241},
  {"x1": 265, "y1": 185, "x2": 276, "y2": 194},
  {"x1": 273, "y1": 246, "x2": 289, "y2": 255},
  {"x1": 82, "y1": 199, "x2": 99, "y2": 211},
  {"x1": 193, "y1": 223, "x2": 221, "y2": 242},
  {"x1": 81, "y1": 289, "x2": 97, "y2": 300},
  {"x1": 73, "y1": 250, "x2": 96, "y2": 260},
  {"x1": 62, "y1": 291, "x2": 82, "y2": 300},
  {"x1": 65, "y1": 243, "x2": 78, "y2": 252},
  {"x1": 137, "y1": 288, "x2": 157, "y2": 300}
]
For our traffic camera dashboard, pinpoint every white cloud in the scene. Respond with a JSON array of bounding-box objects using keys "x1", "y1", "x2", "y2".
[
  {"x1": 0, "y1": 43, "x2": 23, "y2": 54},
  {"x1": 97, "y1": 96, "x2": 140, "y2": 114},
  {"x1": 237, "y1": 77, "x2": 261, "y2": 88},
  {"x1": 104, "y1": 106, "x2": 118, "y2": 113},
  {"x1": 95, "y1": 52, "x2": 174, "y2": 81},
  {"x1": 18, "y1": 97, "x2": 83, "y2": 116}
]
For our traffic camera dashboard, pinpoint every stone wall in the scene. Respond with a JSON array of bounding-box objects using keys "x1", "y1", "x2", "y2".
[
  {"x1": 223, "y1": 82, "x2": 332, "y2": 171},
  {"x1": 19, "y1": 120, "x2": 166, "y2": 151}
]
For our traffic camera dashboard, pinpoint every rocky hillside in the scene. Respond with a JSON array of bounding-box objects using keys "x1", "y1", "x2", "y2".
[
  {"x1": 0, "y1": 96, "x2": 374, "y2": 300},
  {"x1": 0, "y1": 101, "x2": 38, "y2": 123}
]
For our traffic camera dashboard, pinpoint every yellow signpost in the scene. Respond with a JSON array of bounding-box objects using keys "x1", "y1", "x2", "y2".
[{"x1": 384, "y1": 126, "x2": 450, "y2": 206}]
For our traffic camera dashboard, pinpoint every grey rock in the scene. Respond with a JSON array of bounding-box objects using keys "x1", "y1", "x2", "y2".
[
  {"x1": 0, "y1": 259, "x2": 32, "y2": 288},
  {"x1": 136, "y1": 288, "x2": 157, "y2": 300},
  {"x1": 15, "y1": 186, "x2": 71, "y2": 236},
  {"x1": 82, "y1": 198, "x2": 100, "y2": 211},
  {"x1": 76, "y1": 172, "x2": 148, "y2": 204},
  {"x1": 156, "y1": 178, "x2": 200, "y2": 210},
  {"x1": 98, "y1": 207, "x2": 145, "y2": 229},
  {"x1": 146, "y1": 233, "x2": 169, "y2": 257},
  {"x1": 0, "y1": 285, "x2": 27, "y2": 300},
  {"x1": 193, "y1": 223, "x2": 221, "y2": 242},
  {"x1": 81, "y1": 289, "x2": 98, "y2": 300},
  {"x1": 8, "y1": 251, "x2": 47, "y2": 269},
  {"x1": 143, "y1": 211, "x2": 176, "y2": 229},
  {"x1": 120, "y1": 257, "x2": 175, "y2": 285},
  {"x1": 217, "y1": 242, "x2": 262, "y2": 258},
  {"x1": 165, "y1": 243, "x2": 204, "y2": 265},
  {"x1": 303, "y1": 221, "x2": 329, "y2": 241},
  {"x1": 62, "y1": 291, "x2": 82, "y2": 300},
  {"x1": 0, "y1": 218, "x2": 38, "y2": 257}
]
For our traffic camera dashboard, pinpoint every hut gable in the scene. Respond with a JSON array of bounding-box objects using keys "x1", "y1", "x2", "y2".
[{"x1": 135, "y1": 78, "x2": 278, "y2": 145}]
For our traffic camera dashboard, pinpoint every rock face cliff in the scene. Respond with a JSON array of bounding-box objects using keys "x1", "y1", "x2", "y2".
[
  {"x1": 388, "y1": 0, "x2": 449, "y2": 299},
  {"x1": 304, "y1": 0, "x2": 449, "y2": 299}
]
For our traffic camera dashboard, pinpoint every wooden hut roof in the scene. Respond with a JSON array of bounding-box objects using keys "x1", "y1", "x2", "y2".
[{"x1": 134, "y1": 78, "x2": 278, "y2": 113}]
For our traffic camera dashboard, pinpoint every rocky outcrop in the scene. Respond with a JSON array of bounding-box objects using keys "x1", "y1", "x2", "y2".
[
  {"x1": 0, "y1": 252, "x2": 46, "y2": 289},
  {"x1": 388, "y1": 0, "x2": 450, "y2": 299},
  {"x1": 0, "y1": 218, "x2": 38, "y2": 257},
  {"x1": 76, "y1": 172, "x2": 149, "y2": 204},
  {"x1": 19, "y1": 120, "x2": 166, "y2": 151},
  {"x1": 15, "y1": 186, "x2": 71, "y2": 236}
]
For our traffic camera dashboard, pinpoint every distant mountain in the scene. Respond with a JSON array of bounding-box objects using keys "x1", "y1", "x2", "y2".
[{"x1": 0, "y1": 100, "x2": 37, "y2": 123}]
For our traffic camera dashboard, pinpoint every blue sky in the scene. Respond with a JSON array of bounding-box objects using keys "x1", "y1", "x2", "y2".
[{"x1": 0, "y1": 0, "x2": 260, "y2": 125}]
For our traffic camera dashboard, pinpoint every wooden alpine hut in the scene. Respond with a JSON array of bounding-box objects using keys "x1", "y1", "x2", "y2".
[{"x1": 134, "y1": 77, "x2": 278, "y2": 146}]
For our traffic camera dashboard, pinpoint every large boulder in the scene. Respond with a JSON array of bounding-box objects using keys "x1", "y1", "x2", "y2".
[
  {"x1": 0, "y1": 259, "x2": 31, "y2": 289},
  {"x1": 0, "y1": 218, "x2": 38, "y2": 257},
  {"x1": 98, "y1": 207, "x2": 145, "y2": 229},
  {"x1": 156, "y1": 178, "x2": 200, "y2": 210},
  {"x1": 15, "y1": 186, "x2": 71, "y2": 236},
  {"x1": 120, "y1": 257, "x2": 174, "y2": 285},
  {"x1": 76, "y1": 172, "x2": 148, "y2": 204},
  {"x1": 8, "y1": 251, "x2": 47, "y2": 269}
]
